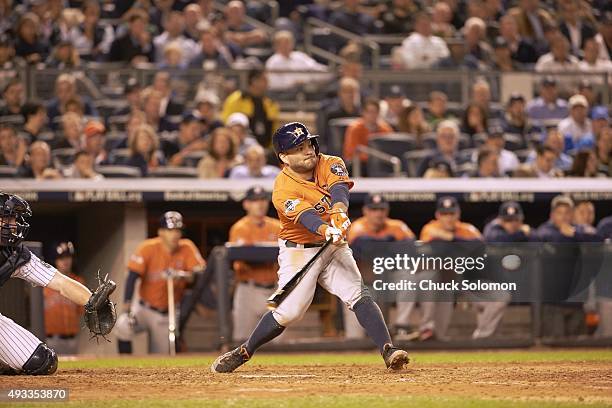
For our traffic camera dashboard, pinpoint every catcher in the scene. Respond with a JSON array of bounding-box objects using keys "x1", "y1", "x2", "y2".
[{"x1": 0, "y1": 192, "x2": 116, "y2": 376}]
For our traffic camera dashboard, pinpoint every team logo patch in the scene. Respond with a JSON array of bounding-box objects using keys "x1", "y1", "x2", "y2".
[
  {"x1": 330, "y1": 163, "x2": 347, "y2": 176},
  {"x1": 284, "y1": 199, "x2": 300, "y2": 215}
]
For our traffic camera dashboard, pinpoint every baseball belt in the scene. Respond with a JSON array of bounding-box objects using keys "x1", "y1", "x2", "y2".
[{"x1": 284, "y1": 240, "x2": 325, "y2": 248}]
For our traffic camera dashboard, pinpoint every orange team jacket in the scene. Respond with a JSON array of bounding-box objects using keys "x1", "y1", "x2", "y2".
[
  {"x1": 44, "y1": 272, "x2": 84, "y2": 336},
  {"x1": 343, "y1": 118, "x2": 393, "y2": 162},
  {"x1": 348, "y1": 217, "x2": 415, "y2": 244},
  {"x1": 127, "y1": 237, "x2": 205, "y2": 310},
  {"x1": 272, "y1": 154, "x2": 354, "y2": 244},
  {"x1": 420, "y1": 220, "x2": 482, "y2": 242},
  {"x1": 229, "y1": 215, "x2": 280, "y2": 285}
]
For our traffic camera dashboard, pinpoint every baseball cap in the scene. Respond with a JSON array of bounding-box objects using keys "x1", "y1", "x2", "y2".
[
  {"x1": 487, "y1": 125, "x2": 504, "y2": 138},
  {"x1": 385, "y1": 85, "x2": 404, "y2": 99},
  {"x1": 507, "y1": 92, "x2": 525, "y2": 105},
  {"x1": 436, "y1": 196, "x2": 459, "y2": 213},
  {"x1": 181, "y1": 113, "x2": 199, "y2": 124},
  {"x1": 160, "y1": 211, "x2": 184, "y2": 229},
  {"x1": 364, "y1": 193, "x2": 389, "y2": 209},
  {"x1": 428, "y1": 157, "x2": 454, "y2": 176},
  {"x1": 84, "y1": 120, "x2": 105, "y2": 138},
  {"x1": 498, "y1": 201, "x2": 524, "y2": 220},
  {"x1": 592, "y1": 106, "x2": 609, "y2": 121},
  {"x1": 540, "y1": 76, "x2": 557, "y2": 87},
  {"x1": 551, "y1": 195, "x2": 574, "y2": 210},
  {"x1": 226, "y1": 112, "x2": 249, "y2": 128},
  {"x1": 568, "y1": 94, "x2": 589, "y2": 109},
  {"x1": 55, "y1": 241, "x2": 75, "y2": 258},
  {"x1": 244, "y1": 185, "x2": 269, "y2": 201},
  {"x1": 124, "y1": 78, "x2": 140, "y2": 94}
]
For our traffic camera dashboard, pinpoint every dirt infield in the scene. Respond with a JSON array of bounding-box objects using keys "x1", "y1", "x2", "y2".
[{"x1": 4, "y1": 354, "x2": 612, "y2": 406}]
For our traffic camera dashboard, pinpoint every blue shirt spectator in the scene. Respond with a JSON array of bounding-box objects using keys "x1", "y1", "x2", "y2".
[{"x1": 526, "y1": 77, "x2": 568, "y2": 123}]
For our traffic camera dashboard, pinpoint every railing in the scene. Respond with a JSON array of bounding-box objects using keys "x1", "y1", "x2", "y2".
[{"x1": 352, "y1": 145, "x2": 402, "y2": 177}]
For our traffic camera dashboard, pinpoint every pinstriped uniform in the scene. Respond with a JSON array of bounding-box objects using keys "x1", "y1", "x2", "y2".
[{"x1": 0, "y1": 253, "x2": 57, "y2": 370}]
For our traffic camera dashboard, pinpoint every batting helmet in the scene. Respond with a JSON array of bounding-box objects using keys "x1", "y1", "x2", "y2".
[
  {"x1": 0, "y1": 192, "x2": 31, "y2": 247},
  {"x1": 160, "y1": 211, "x2": 184, "y2": 230},
  {"x1": 272, "y1": 122, "x2": 320, "y2": 158}
]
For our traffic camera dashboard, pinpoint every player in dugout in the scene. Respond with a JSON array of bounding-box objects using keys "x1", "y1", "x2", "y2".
[
  {"x1": 229, "y1": 186, "x2": 280, "y2": 343},
  {"x1": 116, "y1": 211, "x2": 205, "y2": 354}
]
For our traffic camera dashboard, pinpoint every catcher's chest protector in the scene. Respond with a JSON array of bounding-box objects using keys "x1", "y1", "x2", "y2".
[{"x1": 0, "y1": 245, "x2": 31, "y2": 287}]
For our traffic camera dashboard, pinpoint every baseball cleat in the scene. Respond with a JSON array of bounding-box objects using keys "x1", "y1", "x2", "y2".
[
  {"x1": 382, "y1": 343, "x2": 409, "y2": 370},
  {"x1": 210, "y1": 345, "x2": 250, "y2": 373},
  {"x1": 0, "y1": 363, "x2": 18, "y2": 375}
]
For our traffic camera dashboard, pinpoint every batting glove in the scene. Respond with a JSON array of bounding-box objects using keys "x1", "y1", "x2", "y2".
[
  {"x1": 324, "y1": 225, "x2": 344, "y2": 245},
  {"x1": 329, "y1": 208, "x2": 351, "y2": 235}
]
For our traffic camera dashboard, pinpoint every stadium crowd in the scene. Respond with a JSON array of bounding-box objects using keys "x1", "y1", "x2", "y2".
[{"x1": 0, "y1": 0, "x2": 609, "y2": 179}]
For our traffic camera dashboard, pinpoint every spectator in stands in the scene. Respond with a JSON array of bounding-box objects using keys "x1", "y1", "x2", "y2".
[
  {"x1": 526, "y1": 77, "x2": 569, "y2": 123},
  {"x1": 502, "y1": 93, "x2": 535, "y2": 136},
  {"x1": 398, "y1": 104, "x2": 431, "y2": 145},
  {"x1": 537, "y1": 195, "x2": 600, "y2": 338},
  {"x1": 425, "y1": 91, "x2": 454, "y2": 129},
  {"x1": 194, "y1": 95, "x2": 223, "y2": 136},
  {"x1": 343, "y1": 98, "x2": 393, "y2": 166},
  {"x1": 0, "y1": 78, "x2": 24, "y2": 118},
  {"x1": 221, "y1": 69, "x2": 279, "y2": 148},
  {"x1": 154, "y1": 11, "x2": 198, "y2": 65},
  {"x1": 526, "y1": 128, "x2": 573, "y2": 171},
  {"x1": 0, "y1": 125, "x2": 26, "y2": 167},
  {"x1": 395, "y1": 12, "x2": 450, "y2": 69},
  {"x1": 63, "y1": 150, "x2": 103, "y2": 180},
  {"x1": 471, "y1": 146, "x2": 500, "y2": 177},
  {"x1": 20, "y1": 101, "x2": 47, "y2": 143},
  {"x1": 515, "y1": 145, "x2": 564, "y2": 177},
  {"x1": 197, "y1": 127, "x2": 242, "y2": 178},
  {"x1": 189, "y1": 27, "x2": 233, "y2": 70},
  {"x1": 535, "y1": 34, "x2": 580, "y2": 78},
  {"x1": 224, "y1": 0, "x2": 268, "y2": 48},
  {"x1": 82, "y1": 119, "x2": 108, "y2": 165},
  {"x1": 463, "y1": 17, "x2": 493, "y2": 69},
  {"x1": 0, "y1": 38, "x2": 20, "y2": 76},
  {"x1": 53, "y1": 112, "x2": 83, "y2": 150},
  {"x1": 576, "y1": 80, "x2": 598, "y2": 114},
  {"x1": 113, "y1": 78, "x2": 141, "y2": 117},
  {"x1": 594, "y1": 126, "x2": 610, "y2": 176},
  {"x1": 417, "y1": 120, "x2": 460, "y2": 177},
  {"x1": 45, "y1": 40, "x2": 81, "y2": 68},
  {"x1": 422, "y1": 157, "x2": 454, "y2": 178},
  {"x1": 380, "y1": 85, "x2": 410, "y2": 130},
  {"x1": 476, "y1": 127, "x2": 520, "y2": 175},
  {"x1": 18, "y1": 140, "x2": 62, "y2": 179},
  {"x1": 558, "y1": 94, "x2": 594, "y2": 151},
  {"x1": 461, "y1": 103, "x2": 487, "y2": 137},
  {"x1": 158, "y1": 41, "x2": 187, "y2": 69},
  {"x1": 228, "y1": 144, "x2": 280, "y2": 179},
  {"x1": 578, "y1": 37, "x2": 612, "y2": 76},
  {"x1": 483, "y1": 201, "x2": 532, "y2": 242},
  {"x1": 595, "y1": 12, "x2": 612, "y2": 61},
  {"x1": 183, "y1": 4, "x2": 203, "y2": 41},
  {"x1": 507, "y1": 0, "x2": 555, "y2": 52},
  {"x1": 265, "y1": 30, "x2": 329, "y2": 91},
  {"x1": 319, "y1": 77, "x2": 361, "y2": 144},
  {"x1": 125, "y1": 124, "x2": 164, "y2": 176},
  {"x1": 148, "y1": 71, "x2": 184, "y2": 116},
  {"x1": 573, "y1": 201, "x2": 596, "y2": 233},
  {"x1": 142, "y1": 89, "x2": 177, "y2": 133},
  {"x1": 497, "y1": 14, "x2": 538, "y2": 64},
  {"x1": 567, "y1": 149, "x2": 601, "y2": 177},
  {"x1": 46, "y1": 74, "x2": 98, "y2": 128},
  {"x1": 227, "y1": 112, "x2": 258, "y2": 155},
  {"x1": 435, "y1": 38, "x2": 480, "y2": 69},
  {"x1": 109, "y1": 10, "x2": 154, "y2": 64},
  {"x1": 491, "y1": 37, "x2": 523, "y2": 71},
  {"x1": 471, "y1": 80, "x2": 497, "y2": 119},
  {"x1": 329, "y1": 0, "x2": 378, "y2": 36},
  {"x1": 558, "y1": 0, "x2": 597, "y2": 57},
  {"x1": 66, "y1": 0, "x2": 114, "y2": 61},
  {"x1": 163, "y1": 114, "x2": 206, "y2": 166},
  {"x1": 431, "y1": 1, "x2": 456, "y2": 38},
  {"x1": 15, "y1": 12, "x2": 49, "y2": 64},
  {"x1": 381, "y1": 0, "x2": 418, "y2": 34}
]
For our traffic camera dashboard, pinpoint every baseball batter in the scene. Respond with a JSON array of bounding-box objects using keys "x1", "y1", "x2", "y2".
[
  {"x1": 211, "y1": 122, "x2": 409, "y2": 373},
  {"x1": 0, "y1": 193, "x2": 115, "y2": 376}
]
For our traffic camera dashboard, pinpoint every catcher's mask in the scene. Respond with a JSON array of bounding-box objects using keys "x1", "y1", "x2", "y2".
[{"x1": 0, "y1": 192, "x2": 32, "y2": 247}]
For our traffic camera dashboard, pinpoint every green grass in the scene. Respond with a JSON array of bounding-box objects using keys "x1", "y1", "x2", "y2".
[
  {"x1": 58, "y1": 349, "x2": 612, "y2": 369},
  {"x1": 8, "y1": 395, "x2": 610, "y2": 408}
]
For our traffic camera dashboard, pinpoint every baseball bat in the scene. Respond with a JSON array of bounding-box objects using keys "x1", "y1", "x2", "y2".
[
  {"x1": 267, "y1": 239, "x2": 333, "y2": 310},
  {"x1": 167, "y1": 270, "x2": 176, "y2": 357}
]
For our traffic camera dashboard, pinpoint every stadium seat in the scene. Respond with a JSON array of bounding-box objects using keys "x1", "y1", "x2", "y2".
[
  {"x1": 457, "y1": 148, "x2": 477, "y2": 165},
  {"x1": 369, "y1": 133, "x2": 418, "y2": 155},
  {"x1": 456, "y1": 162, "x2": 476, "y2": 177},
  {"x1": 148, "y1": 167, "x2": 198, "y2": 178},
  {"x1": 107, "y1": 115, "x2": 129, "y2": 132},
  {"x1": 0, "y1": 114, "x2": 24, "y2": 126},
  {"x1": 0, "y1": 165, "x2": 17, "y2": 178},
  {"x1": 327, "y1": 117, "x2": 358, "y2": 157},
  {"x1": 51, "y1": 148, "x2": 77, "y2": 169},
  {"x1": 95, "y1": 165, "x2": 141, "y2": 178},
  {"x1": 403, "y1": 149, "x2": 435, "y2": 177},
  {"x1": 182, "y1": 151, "x2": 207, "y2": 167},
  {"x1": 108, "y1": 148, "x2": 131, "y2": 165},
  {"x1": 504, "y1": 133, "x2": 526, "y2": 151}
]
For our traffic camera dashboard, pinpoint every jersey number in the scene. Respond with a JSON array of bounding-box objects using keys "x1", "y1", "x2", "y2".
[{"x1": 313, "y1": 196, "x2": 332, "y2": 214}]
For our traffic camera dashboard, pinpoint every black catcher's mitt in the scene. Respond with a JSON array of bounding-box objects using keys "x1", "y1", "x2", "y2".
[{"x1": 84, "y1": 272, "x2": 117, "y2": 339}]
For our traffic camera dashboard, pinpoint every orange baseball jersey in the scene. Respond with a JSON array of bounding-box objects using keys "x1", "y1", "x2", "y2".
[
  {"x1": 44, "y1": 272, "x2": 84, "y2": 336},
  {"x1": 348, "y1": 217, "x2": 415, "y2": 244},
  {"x1": 272, "y1": 154, "x2": 354, "y2": 244},
  {"x1": 420, "y1": 220, "x2": 482, "y2": 242},
  {"x1": 229, "y1": 216, "x2": 280, "y2": 285},
  {"x1": 127, "y1": 237, "x2": 205, "y2": 310}
]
